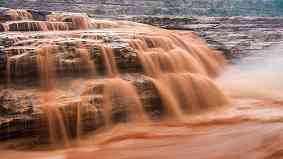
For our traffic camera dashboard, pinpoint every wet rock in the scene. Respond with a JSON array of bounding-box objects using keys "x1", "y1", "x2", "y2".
[
  {"x1": 0, "y1": 46, "x2": 5, "y2": 72},
  {"x1": 91, "y1": 42, "x2": 142, "y2": 74},
  {"x1": 0, "y1": 90, "x2": 38, "y2": 140},
  {"x1": 0, "y1": 116, "x2": 37, "y2": 140},
  {"x1": 0, "y1": 90, "x2": 34, "y2": 116},
  {"x1": 126, "y1": 75, "x2": 165, "y2": 119}
]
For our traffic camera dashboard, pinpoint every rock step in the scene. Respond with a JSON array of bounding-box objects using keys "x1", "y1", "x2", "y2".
[
  {"x1": 1, "y1": 21, "x2": 73, "y2": 32},
  {"x1": 0, "y1": 74, "x2": 163, "y2": 142},
  {"x1": 0, "y1": 40, "x2": 143, "y2": 83}
]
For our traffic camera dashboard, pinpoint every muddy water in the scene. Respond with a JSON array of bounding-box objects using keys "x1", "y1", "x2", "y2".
[
  {"x1": 1, "y1": 14, "x2": 229, "y2": 145},
  {"x1": 2, "y1": 97, "x2": 283, "y2": 159},
  {"x1": 1, "y1": 10, "x2": 283, "y2": 159},
  {"x1": 17, "y1": 44, "x2": 283, "y2": 159}
]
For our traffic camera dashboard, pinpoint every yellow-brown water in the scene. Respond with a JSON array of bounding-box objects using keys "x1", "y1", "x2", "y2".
[{"x1": 1, "y1": 10, "x2": 283, "y2": 159}]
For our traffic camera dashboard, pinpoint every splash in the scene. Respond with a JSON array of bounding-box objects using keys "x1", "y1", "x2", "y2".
[{"x1": 217, "y1": 43, "x2": 283, "y2": 101}]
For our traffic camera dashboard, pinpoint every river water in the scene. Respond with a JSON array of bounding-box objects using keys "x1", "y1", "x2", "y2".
[{"x1": 1, "y1": 10, "x2": 283, "y2": 159}]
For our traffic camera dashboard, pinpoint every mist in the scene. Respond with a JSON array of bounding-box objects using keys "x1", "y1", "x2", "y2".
[{"x1": 217, "y1": 43, "x2": 283, "y2": 101}]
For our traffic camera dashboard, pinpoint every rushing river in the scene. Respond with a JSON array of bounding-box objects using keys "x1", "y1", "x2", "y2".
[{"x1": 1, "y1": 8, "x2": 283, "y2": 159}]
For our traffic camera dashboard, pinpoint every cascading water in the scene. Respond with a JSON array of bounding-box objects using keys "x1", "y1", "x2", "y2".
[
  {"x1": 0, "y1": 10, "x2": 93, "y2": 32},
  {"x1": 0, "y1": 9, "x2": 229, "y2": 147},
  {"x1": 4, "y1": 8, "x2": 274, "y2": 159}
]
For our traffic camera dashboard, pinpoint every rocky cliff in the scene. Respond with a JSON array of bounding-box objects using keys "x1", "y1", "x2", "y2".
[{"x1": 3, "y1": 0, "x2": 283, "y2": 16}]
